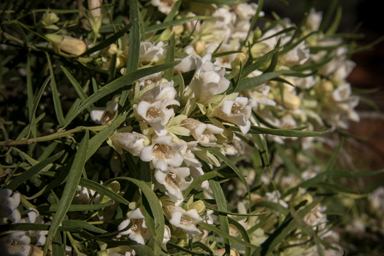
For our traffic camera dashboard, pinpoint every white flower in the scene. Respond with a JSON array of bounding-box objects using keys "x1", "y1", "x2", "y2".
[
  {"x1": 290, "y1": 73, "x2": 317, "y2": 89},
  {"x1": 140, "y1": 41, "x2": 166, "y2": 63},
  {"x1": 136, "y1": 100, "x2": 174, "y2": 136},
  {"x1": 108, "y1": 132, "x2": 146, "y2": 156},
  {"x1": 0, "y1": 189, "x2": 21, "y2": 223},
  {"x1": 0, "y1": 231, "x2": 35, "y2": 256},
  {"x1": 265, "y1": 190, "x2": 288, "y2": 208},
  {"x1": 140, "y1": 136, "x2": 186, "y2": 172},
  {"x1": 136, "y1": 72, "x2": 163, "y2": 88},
  {"x1": 243, "y1": 85, "x2": 276, "y2": 110},
  {"x1": 163, "y1": 201, "x2": 203, "y2": 236},
  {"x1": 189, "y1": 166, "x2": 209, "y2": 190},
  {"x1": 306, "y1": 8, "x2": 323, "y2": 32},
  {"x1": 210, "y1": 97, "x2": 252, "y2": 135},
  {"x1": 151, "y1": 0, "x2": 177, "y2": 14},
  {"x1": 118, "y1": 208, "x2": 148, "y2": 245},
  {"x1": 232, "y1": 3, "x2": 264, "y2": 21},
  {"x1": 139, "y1": 80, "x2": 179, "y2": 106},
  {"x1": 181, "y1": 118, "x2": 223, "y2": 147},
  {"x1": 183, "y1": 141, "x2": 203, "y2": 168},
  {"x1": 155, "y1": 167, "x2": 192, "y2": 206},
  {"x1": 90, "y1": 95, "x2": 119, "y2": 125},
  {"x1": 283, "y1": 41, "x2": 310, "y2": 65},
  {"x1": 212, "y1": 8, "x2": 236, "y2": 29},
  {"x1": 197, "y1": 66, "x2": 230, "y2": 104},
  {"x1": 368, "y1": 187, "x2": 384, "y2": 215},
  {"x1": 19, "y1": 208, "x2": 48, "y2": 246}
]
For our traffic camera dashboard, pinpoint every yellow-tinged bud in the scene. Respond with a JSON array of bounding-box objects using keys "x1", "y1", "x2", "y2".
[
  {"x1": 235, "y1": 52, "x2": 247, "y2": 65},
  {"x1": 31, "y1": 245, "x2": 44, "y2": 256},
  {"x1": 172, "y1": 25, "x2": 184, "y2": 35},
  {"x1": 45, "y1": 34, "x2": 87, "y2": 56},
  {"x1": 316, "y1": 80, "x2": 334, "y2": 94},
  {"x1": 290, "y1": 193, "x2": 313, "y2": 207},
  {"x1": 276, "y1": 91, "x2": 301, "y2": 110},
  {"x1": 102, "y1": 43, "x2": 118, "y2": 57},
  {"x1": 42, "y1": 12, "x2": 59, "y2": 26},
  {"x1": 251, "y1": 194, "x2": 263, "y2": 204},
  {"x1": 213, "y1": 248, "x2": 240, "y2": 256},
  {"x1": 194, "y1": 41, "x2": 206, "y2": 56},
  {"x1": 229, "y1": 224, "x2": 239, "y2": 236},
  {"x1": 104, "y1": 56, "x2": 124, "y2": 70},
  {"x1": 189, "y1": 200, "x2": 206, "y2": 215},
  {"x1": 88, "y1": 0, "x2": 103, "y2": 22},
  {"x1": 254, "y1": 27, "x2": 262, "y2": 41}
]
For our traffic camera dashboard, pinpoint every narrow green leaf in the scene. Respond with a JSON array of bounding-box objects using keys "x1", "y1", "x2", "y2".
[
  {"x1": 130, "y1": 244, "x2": 155, "y2": 256},
  {"x1": 230, "y1": 125, "x2": 328, "y2": 137},
  {"x1": 44, "y1": 131, "x2": 89, "y2": 255},
  {"x1": 146, "y1": 16, "x2": 211, "y2": 33},
  {"x1": 64, "y1": 61, "x2": 180, "y2": 128},
  {"x1": 81, "y1": 23, "x2": 132, "y2": 56},
  {"x1": 235, "y1": 70, "x2": 295, "y2": 92},
  {"x1": 164, "y1": 1, "x2": 181, "y2": 22},
  {"x1": 126, "y1": 0, "x2": 140, "y2": 74},
  {"x1": 37, "y1": 141, "x2": 59, "y2": 162},
  {"x1": 208, "y1": 180, "x2": 231, "y2": 254},
  {"x1": 228, "y1": 217, "x2": 252, "y2": 256},
  {"x1": 253, "y1": 201, "x2": 289, "y2": 216},
  {"x1": 26, "y1": 55, "x2": 33, "y2": 121},
  {"x1": 279, "y1": 32, "x2": 316, "y2": 56},
  {"x1": 208, "y1": 148, "x2": 251, "y2": 210},
  {"x1": 7, "y1": 150, "x2": 64, "y2": 191},
  {"x1": 244, "y1": 0, "x2": 263, "y2": 46},
  {"x1": 46, "y1": 53, "x2": 65, "y2": 126},
  {"x1": 52, "y1": 232, "x2": 65, "y2": 256},
  {"x1": 325, "y1": 6, "x2": 342, "y2": 36},
  {"x1": 61, "y1": 66, "x2": 89, "y2": 103},
  {"x1": 184, "y1": 171, "x2": 222, "y2": 197},
  {"x1": 324, "y1": 137, "x2": 343, "y2": 171},
  {"x1": 206, "y1": 206, "x2": 266, "y2": 217},
  {"x1": 61, "y1": 220, "x2": 107, "y2": 233},
  {"x1": 275, "y1": 144, "x2": 302, "y2": 179},
  {"x1": 164, "y1": 34, "x2": 175, "y2": 81},
  {"x1": 79, "y1": 178, "x2": 130, "y2": 205},
  {"x1": 319, "y1": 0, "x2": 338, "y2": 32},
  {"x1": 38, "y1": 201, "x2": 114, "y2": 212},
  {"x1": 192, "y1": 241, "x2": 214, "y2": 256}
]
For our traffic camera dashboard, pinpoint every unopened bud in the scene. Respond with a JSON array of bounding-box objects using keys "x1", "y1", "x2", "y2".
[
  {"x1": 102, "y1": 43, "x2": 118, "y2": 57},
  {"x1": 189, "y1": 200, "x2": 206, "y2": 215},
  {"x1": 194, "y1": 41, "x2": 206, "y2": 56},
  {"x1": 88, "y1": 0, "x2": 103, "y2": 22},
  {"x1": 42, "y1": 12, "x2": 59, "y2": 26},
  {"x1": 276, "y1": 91, "x2": 301, "y2": 110},
  {"x1": 234, "y1": 52, "x2": 247, "y2": 65},
  {"x1": 316, "y1": 80, "x2": 334, "y2": 94},
  {"x1": 172, "y1": 25, "x2": 184, "y2": 35},
  {"x1": 46, "y1": 34, "x2": 87, "y2": 56},
  {"x1": 104, "y1": 56, "x2": 124, "y2": 70},
  {"x1": 213, "y1": 248, "x2": 240, "y2": 256}
]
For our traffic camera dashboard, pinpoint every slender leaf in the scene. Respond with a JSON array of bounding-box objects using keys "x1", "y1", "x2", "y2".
[
  {"x1": 79, "y1": 178, "x2": 130, "y2": 205},
  {"x1": 46, "y1": 53, "x2": 65, "y2": 126},
  {"x1": 44, "y1": 131, "x2": 89, "y2": 255},
  {"x1": 145, "y1": 16, "x2": 211, "y2": 33},
  {"x1": 61, "y1": 220, "x2": 107, "y2": 233},
  {"x1": 235, "y1": 70, "x2": 295, "y2": 92},
  {"x1": 82, "y1": 23, "x2": 132, "y2": 56},
  {"x1": 7, "y1": 150, "x2": 64, "y2": 191},
  {"x1": 38, "y1": 201, "x2": 114, "y2": 212},
  {"x1": 228, "y1": 217, "x2": 251, "y2": 256}
]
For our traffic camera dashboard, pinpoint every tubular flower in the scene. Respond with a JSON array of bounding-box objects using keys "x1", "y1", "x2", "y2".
[
  {"x1": 181, "y1": 118, "x2": 224, "y2": 147},
  {"x1": 210, "y1": 97, "x2": 252, "y2": 135},
  {"x1": 140, "y1": 136, "x2": 186, "y2": 172},
  {"x1": 108, "y1": 132, "x2": 146, "y2": 156}
]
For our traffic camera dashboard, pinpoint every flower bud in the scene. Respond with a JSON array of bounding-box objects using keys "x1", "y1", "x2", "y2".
[
  {"x1": 189, "y1": 200, "x2": 205, "y2": 215},
  {"x1": 213, "y1": 248, "x2": 240, "y2": 256},
  {"x1": 172, "y1": 25, "x2": 184, "y2": 35},
  {"x1": 88, "y1": 0, "x2": 103, "y2": 22},
  {"x1": 45, "y1": 34, "x2": 87, "y2": 56},
  {"x1": 101, "y1": 43, "x2": 118, "y2": 57},
  {"x1": 316, "y1": 80, "x2": 334, "y2": 94},
  {"x1": 276, "y1": 91, "x2": 301, "y2": 110},
  {"x1": 42, "y1": 12, "x2": 59, "y2": 26},
  {"x1": 194, "y1": 41, "x2": 206, "y2": 56}
]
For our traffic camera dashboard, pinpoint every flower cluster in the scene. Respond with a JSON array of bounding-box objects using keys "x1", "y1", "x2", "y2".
[{"x1": 1, "y1": 0, "x2": 379, "y2": 255}]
